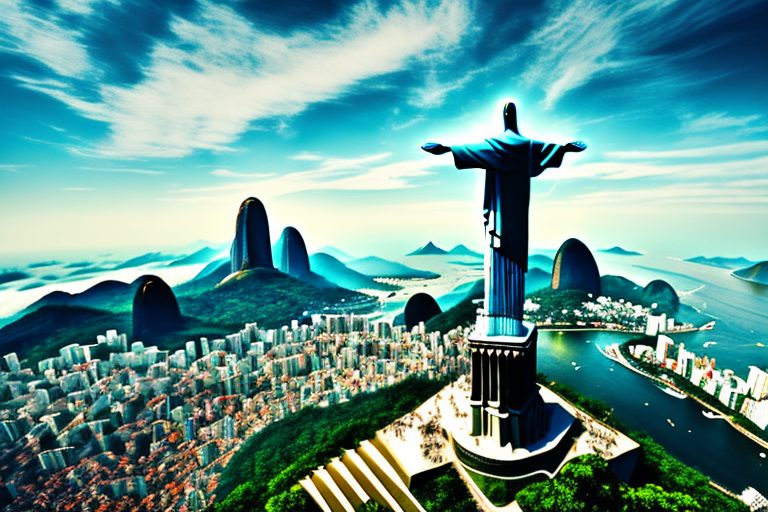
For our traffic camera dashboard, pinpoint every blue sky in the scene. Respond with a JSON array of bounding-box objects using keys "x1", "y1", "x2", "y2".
[{"x1": 1, "y1": 0, "x2": 766, "y2": 260}]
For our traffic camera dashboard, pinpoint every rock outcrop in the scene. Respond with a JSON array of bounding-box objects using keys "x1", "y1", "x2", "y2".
[
  {"x1": 132, "y1": 275, "x2": 183, "y2": 338},
  {"x1": 642, "y1": 279, "x2": 679, "y2": 313},
  {"x1": 275, "y1": 227, "x2": 310, "y2": 277},
  {"x1": 230, "y1": 197, "x2": 274, "y2": 273},
  {"x1": 551, "y1": 238, "x2": 601, "y2": 296},
  {"x1": 403, "y1": 292, "x2": 442, "y2": 330}
]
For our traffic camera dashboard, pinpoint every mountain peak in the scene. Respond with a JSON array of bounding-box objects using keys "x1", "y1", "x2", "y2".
[
  {"x1": 407, "y1": 241, "x2": 447, "y2": 256},
  {"x1": 448, "y1": 244, "x2": 483, "y2": 258},
  {"x1": 599, "y1": 246, "x2": 642, "y2": 256}
]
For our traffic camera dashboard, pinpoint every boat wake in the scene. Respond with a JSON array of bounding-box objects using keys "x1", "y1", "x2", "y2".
[{"x1": 679, "y1": 284, "x2": 705, "y2": 296}]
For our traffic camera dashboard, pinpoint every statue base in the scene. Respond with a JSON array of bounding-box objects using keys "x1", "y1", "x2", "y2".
[{"x1": 466, "y1": 321, "x2": 550, "y2": 448}]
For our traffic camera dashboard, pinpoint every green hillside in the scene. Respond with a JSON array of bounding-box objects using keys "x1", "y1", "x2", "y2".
[
  {"x1": 179, "y1": 268, "x2": 374, "y2": 329},
  {"x1": 215, "y1": 377, "x2": 445, "y2": 511}
]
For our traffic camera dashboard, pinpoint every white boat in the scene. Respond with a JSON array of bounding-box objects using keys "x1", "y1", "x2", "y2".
[
  {"x1": 699, "y1": 321, "x2": 715, "y2": 331},
  {"x1": 666, "y1": 418, "x2": 675, "y2": 427},
  {"x1": 760, "y1": 453, "x2": 766, "y2": 459},
  {"x1": 656, "y1": 383, "x2": 687, "y2": 399},
  {"x1": 702, "y1": 410, "x2": 725, "y2": 420}
]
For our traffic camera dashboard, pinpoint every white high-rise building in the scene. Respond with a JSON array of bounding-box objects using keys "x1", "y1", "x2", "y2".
[
  {"x1": 655, "y1": 335, "x2": 674, "y2": 364},
  {"x1": 746, "y1": 366, "x2": 768, "y2": 400}
]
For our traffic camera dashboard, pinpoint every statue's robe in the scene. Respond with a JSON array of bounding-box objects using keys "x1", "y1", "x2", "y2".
[{"x1": 450, "y1": 130, "x2": 566, "y2": 272}]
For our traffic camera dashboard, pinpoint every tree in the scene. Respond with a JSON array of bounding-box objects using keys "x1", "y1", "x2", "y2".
[
  {"x1": 515, "y1": 455, "x2": 622, "y2": 512},
  {"x1": 622, "y1": 484, "x2": 700, "y2": 512}
]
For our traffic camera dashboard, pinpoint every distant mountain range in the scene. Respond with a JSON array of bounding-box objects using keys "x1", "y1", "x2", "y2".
[
  {"x1": 318, "y1": 245, "x2": 356, "y2": 262},
  {"x1": 27, "y1": 278, "x2": 143, "y2": 314},
  {"x1": 309, "y1": 253, "x2": 399, "y2": 291},
  {"x1": 686, "y1": 255, "x2": 755, "y2": 270},
  {"x1": 529, "y1": 254, "x2": 554, "y2": 272},
  {"x1": 346, "y1": 256, "x2": 439, "y2": 279},
  {"x1": 168, "y1": 246, "x2": 221, "y2": 267},
  {"x1": 407, "y1": 242, "x2": 483, "y2": 258},
  {"x1": 600, "y1": 246, "x2": 642, "y2": 256},
  {"x1": 0, "y1": 264, "x2": 374, "y2": 363},
  {"x1": 448, "y1": 244, "x2": 482, "y2": 258},
  {"x1": 0, "y1": 271, "x2": 31, "y2": 286},
  {"x1": 113, "y1": 251, "x2": 178, "y2": 269},
  {"x1": 732, "y1": 261, "x2": 768, "y2": 285}
]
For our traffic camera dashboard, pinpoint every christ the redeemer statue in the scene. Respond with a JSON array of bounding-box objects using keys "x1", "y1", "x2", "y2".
[{"x1": 422, "y1": 102, "x2": 586, "y2": 337}]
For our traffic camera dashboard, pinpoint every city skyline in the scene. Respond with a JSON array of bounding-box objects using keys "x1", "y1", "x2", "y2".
[{"x1": 1, "y1": 0, "x2": 768, "y2": 260}]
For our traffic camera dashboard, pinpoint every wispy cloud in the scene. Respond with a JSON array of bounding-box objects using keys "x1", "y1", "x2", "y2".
[
  {"x1": 605, "y1": 140, "x2": 768, "y2": 160},
  {"x1": 290, "y1": 152, "x2": 324, "y2": 161},
  {"x1": 390, "y1": 115, "x2": 426, "y2": 131},
  {"x1": 0, "y1": 1, "x2": 92, "y2": 78},
  {"x1": 5, "y1": 0, "x2": 472, "y2": 158},
  {"x1": 409, "y1": 68, "x2": 480, "y2": 109},
  {"x1": 681, "y1": 112, "x2": 765, "y2": 134},
  {"x1": 0, "y1": 164, "x2": 27, "y2": 173},
  {"x1": 554, "y1": 154, "x2": 768, "y2": 181},
  {"x1": 521, "y1": 0, "x2": 761, "y2": 109},
  {"x1": 176, "y1": 152, "x2": 440, "y2": 197},
  {"x1": 60, "y1": 186, "x2": 94, "y2": 191},
  {"x1": 81, "y1": 166, "x2": 166, "y2": 175},
  {"x1": 570, "y1": 182, "x2": 768, "y2": 207},
  {"x1": 210, "y1": 168, "x2": 275, "y2": 179}
]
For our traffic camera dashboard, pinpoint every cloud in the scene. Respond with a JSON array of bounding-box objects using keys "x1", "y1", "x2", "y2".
[
  {"x1": 409, "y1": 68, "x2": 480, "y2": 109},
  {"x1": 81, "y1": 166, "x2": 165, "y2": 175},
  {"x1": 681, "y1": 112, "x2": 765, "y2": 133},
  {"x1": 175, "y1": 152, "x2": 440, "y2": 197},
  {"x1": 0, "y1": 0, "x2": 92, "y2": 78},
  {"x1": 523, "y1": 0, "x2": 624, "y2": 109},
  {"x1": 5, "y1": 0, "x2": 472, "y2": 158},
  {"x1": 540, "y1": 139, "x2": 768, "y2": 182},
  {"x1": 569, "y1": 182, "x2": 768, "y2": 207},
  {"x1": 605, "y1": 140, "x2": 768, "y2": 160},
  {"x1": 553, "y1": 153, "x2": 768, "y2": 181},
  {"x1": 210, "y1": 168, "x2": 275, "y2": 179},
  {"x1": 0, "y1": 164, "x2": 27, "y2": 173},
  {"x1": 390, "y1": 115, "x2": 426, "y2": 131},
  {"x1": 521, "y1": 0, "x2": 762, "y2": 109},
  {"x1": 290, "y1": 152, "x2": 324, "y2": 161}
]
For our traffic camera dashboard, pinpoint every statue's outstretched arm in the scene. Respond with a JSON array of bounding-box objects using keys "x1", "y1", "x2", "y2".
[
  {"x1": 421, "y1": 142, "x2": 451, "y2": 155},
  {"x1": 531, "y1": 140, "x2": 586, "y2": 177},
  {"x1": 423, "y1": 140, "x2": 504, "y2": 171}
]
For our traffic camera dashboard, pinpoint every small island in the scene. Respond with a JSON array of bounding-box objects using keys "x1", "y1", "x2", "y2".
[
  {"x1": 732, "y1": 261, "x2": 768, "y2": 286},
  {"x1": 599, "y1": 246, "x2": 643, "y2": 256},
  {"x1": 685, "y1": 255, "x2": 755, "y2": 270}
]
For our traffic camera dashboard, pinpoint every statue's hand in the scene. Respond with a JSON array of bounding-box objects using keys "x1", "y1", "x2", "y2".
[
  {"x1": 421, "y1": 142, "x2": 451, "y2": 155},
  {"x1": 564, "y1": 141, "x2": 587, "y2": 152}
]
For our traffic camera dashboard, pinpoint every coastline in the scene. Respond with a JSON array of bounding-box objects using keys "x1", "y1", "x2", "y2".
[
  {"x1": 537, "y1": 324, "x2": 700, "y2": 335},
  {"x1": 597, "y1": 343, "x2": 768, "y2": 453},
  {"x1": 731, "y1": 272, "x2": 768, "y2": 287}
]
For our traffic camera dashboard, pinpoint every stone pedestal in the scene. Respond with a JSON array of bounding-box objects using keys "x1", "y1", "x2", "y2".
[{"x1": 467, "y1": 321, "x2": 549, "y2": 449}]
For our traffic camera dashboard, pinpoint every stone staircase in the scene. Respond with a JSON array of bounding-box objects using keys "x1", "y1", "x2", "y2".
[{"x1": 300, "y1": 439, "x2": 426, "y2": 512}]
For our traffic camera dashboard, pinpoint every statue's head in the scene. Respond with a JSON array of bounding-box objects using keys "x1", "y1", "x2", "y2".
[{"x1": 503, "y1": 102, "x2": 521, "y2": 135}]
